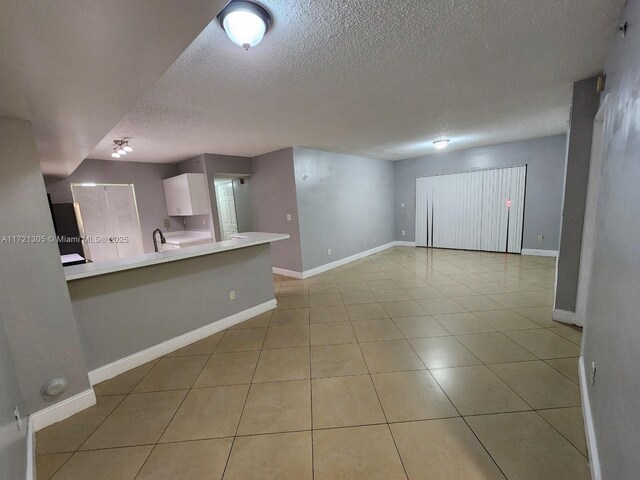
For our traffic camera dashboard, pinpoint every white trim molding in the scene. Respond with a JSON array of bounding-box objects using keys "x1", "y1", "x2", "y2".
[
  {"x1": 272, "y1": 267, "x2": 303, "y2": 279},
  {"x1": 521, "y1": 249, "x2": 559, "y2": 257},
  {"x1": 26, "y1": 417, "x2": 35, "y2": 480},
  {"x1": 88, "y1": 299, "x2": 277, "y2": 386},
  {"x1": 301, "y1": 242, "x2": 396, "y2": 278},
  {"x1": 394, "y1": 241, "x2": 416, "y2": 247},
  {"x1": 552, "y1": 308, "x2": 577, "y2": 324},
  {"x1": 31, "y1": 388, "x2": 96, "y2": 432},
  {"x1": 579, "y1": 357, "x2": 601, "y2": 480}
]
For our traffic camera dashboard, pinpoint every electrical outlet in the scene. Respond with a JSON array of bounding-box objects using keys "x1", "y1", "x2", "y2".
[
  {"x1": 590, "y1": 361, "x2": 597, "y2": 385},
  {"x1": 401, "y1": 203, "x2": 405, "y2": 208},
  {"x1": 327, "y1": 248, "x2": 332, "y2": 255},
  {"x1": 402, "y1": 230, "x2": 406, "y2": 236},
  {"x1": 163, "y1": 218, "x2": 170, "y2": 229},
  {"x1": 202, "y1": 218, "x2": 206, "y2": 226},
  {"x1": 537, "y1": 234, "x2": 544, "y2": 242},
  {"x1": 286, "y1": 214, "x2": 292, "y2": 221},
  {"x1": 14, "y1": 406, "x2": 22, "y2": 431},
  {"x1": 229, "y1": 290, "x2": 236, "y2": 301}
]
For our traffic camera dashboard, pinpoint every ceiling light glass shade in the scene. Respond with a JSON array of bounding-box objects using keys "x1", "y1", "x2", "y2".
[
  {"x1": 117, "y1": 148, "x2": 126, "y2": 155},
  {"x1": 433, "y1": 139, "x2": 450, "y2": 150},
  {"x1": 111, "y1": 152, "x2": 121, "y2": 159},
  {"x1": 123, "y1": 145, "x2": 133, "y2": 152},
  {"x1": 218, "y1": 1, "x2": 271, "y2": 50}
]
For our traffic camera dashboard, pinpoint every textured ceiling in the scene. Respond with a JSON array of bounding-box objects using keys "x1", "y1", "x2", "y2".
[
  {"x1": 90, "y1": 0, "x2": 625, "y2": 163},
  {"x1": 0, "y1": 0, "x2": 227, "y2": 176}
]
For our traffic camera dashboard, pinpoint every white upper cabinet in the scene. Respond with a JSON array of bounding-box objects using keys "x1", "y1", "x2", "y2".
[{"x1": 163, "y1": 173, "x2": 210, "y2": 216}]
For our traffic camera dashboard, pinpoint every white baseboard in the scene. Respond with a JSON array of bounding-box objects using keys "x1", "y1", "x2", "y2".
[
  {"x1": 31, "y1": 388, "x2": 96, "y2": 432},
  {"x1": 272, "y1": 267, "x2": 303, "y2": 279},
  {"x1": 301, "y1": 242, "x2": 396, "y2": 278},
  {"x1": 88, "y1": 299, "x2": 277, "y2": 386},
  {"x1": 552, "y1": 308, "x2": 576, "y2": 324},
  {"x1": 26, "y1": 417, "x2": 34, "y2": 480},
  {"x1": 579, "y1": 357, "x2": 601, "y2": 480},
  {"x1": 394, "y1": 241, "x2": 416, "y2": 247},
  {"x1": 521, "y1": 249, "x2": 559, "y2": 257}
]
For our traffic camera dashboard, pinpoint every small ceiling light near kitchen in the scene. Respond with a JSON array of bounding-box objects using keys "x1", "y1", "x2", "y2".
[
  {"x1": 218, "y1": 1, "x2": 272, "y2": 50},
  {"x1": 112, "y1": 139, "x2": 133, "y2": 159},
  {"x1": 433, "y1": 139, "x2": 450, "y2": 150}
]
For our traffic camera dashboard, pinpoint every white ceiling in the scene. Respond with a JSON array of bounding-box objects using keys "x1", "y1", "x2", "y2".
[
  {"x1": 0, "y1": 0, "x2": 228, "y2": 176},
  {"x1": 89, "y1": 0, "x2": 626, "y2": 164}
]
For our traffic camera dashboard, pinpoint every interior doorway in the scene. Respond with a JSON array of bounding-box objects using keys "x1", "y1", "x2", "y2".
[
  {"x1": 71, "y1": 184, "x2": 144, "y2": 262},
  {"x1": 214, "y1": 178, "x2": 239, "y2": 241}
]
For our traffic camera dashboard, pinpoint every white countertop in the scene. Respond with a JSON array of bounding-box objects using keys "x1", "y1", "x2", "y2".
[
  {"x1": 64, "y1": 232, "x2": 289, "y2": 281},
  {"x1": 164, "y1": 230, "x2": 213, "y2": 245}
]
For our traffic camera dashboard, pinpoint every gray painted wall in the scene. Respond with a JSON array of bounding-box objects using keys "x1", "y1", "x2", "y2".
[
  {"x1": 0, "y1": 118, "x2": 90, "y2": 412},
  {"x1": 46, "y1": 159, "x2": 183, "y2": 253},
  {"x1": 249, "y1": 149, "x2": 303, "y2": 272},
  {"x1": 0, "y1": 311, "x2": 27, "y2": 480},
  {"x1": 68, "y1": 244, "x2": 274, "y2": 370},
  {"x1": 394, "y1": 135, "x2": 567, "y2": 251},
  {"x1": 583, "y1": 2, "x2": 640, "y2": 478},
  {"x1": 293, "y1": 148, "x2": 396, "y2": 271},
  {"x1": 555, "y1": 77, "x2": 600, "y2": 313},
  {"x1": 176, "y1": 155, "x2": 214, "y2": 234}
]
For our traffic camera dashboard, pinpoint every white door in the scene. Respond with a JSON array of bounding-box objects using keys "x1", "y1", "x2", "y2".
[
  {"x1": 415, "y1": 166, "x2": 526, "y2": 253},
  {"x1": 215, "y1": 179, "x2": 238, "y2": 240},
  {"x1": 72, "y1": 184, "x2": 144, "y2": 262}
]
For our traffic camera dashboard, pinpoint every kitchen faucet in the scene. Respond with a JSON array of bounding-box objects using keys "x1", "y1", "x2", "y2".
[{"x1": 152, "y1": 228, "x2": 166, "y2": 252}]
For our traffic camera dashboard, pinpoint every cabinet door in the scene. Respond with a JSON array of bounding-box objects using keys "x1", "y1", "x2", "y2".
[
  {"x1": 187, "y1": 173, "x2": 210, "y2": 215},
  {"x1": 163, "y1": 175, "x2": 190, "y2": 216}
]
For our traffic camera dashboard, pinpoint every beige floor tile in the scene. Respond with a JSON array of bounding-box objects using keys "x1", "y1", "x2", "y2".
[
  {"x1": 381, "y1": 300, "x2": 427, "y2": 317},
  {"x1": 133, "y1": 355, "x2": 208, "y2": 393},
  {"x1": 403, "y1": 286, "x2": 445, "y2": 300},
  {"x1": 511, "y1": 306, "x2": 559, "y2": 327},
  {"x1": 270, "y1": 308, "x2": 309, "y2": 326},
  {"x1": 351, "y1": 319, "x2": 404, "y2": 342},
  {"x1": 51, "y1": 446, "x2": 152, "y2": 480},
  {"x1": 454, "y1": 295, "x2": 506, "y2": 312},
  {"x1": 81, "y1": 390, "x2": 187, "y2": 450},
  {"x1": 466, "y1": 411, "x2": 590, "y2": 480},
  {"x1": 489, "y1": 361, "x2": 581, "y2": 409},
  {"x1": 309, "y1": 305, "x2": 349, "y2": 324},
  {"x1": 314, "y1": 425, "x2": 406, "y2": 480},
  {"x1": 278, "y1": 285, "x2": 309, "y2": 296},
  {"x1": 390, "y1": 418, "x2": 506, "y2": 480},
  {"x1": 308, "y1": 293, "x2": 343, "y2": 307},
  {"x1": 435, "y1": 284, "x2": 479, "y2": 297},
  {"x1": 373, "y1": 289, "x2": 411, "y2": 302},
  {"x1": 311, "y1": 343, "x2": 368, "y2": 378},
  {"x1": 392, "y1": 315, "x2": 450, "y2": 338},
  {"x1": 194, "y1": 350, "x2": 259, "y2": 387},
  {"x1": 431, "y1": 365, "x2": 531, "y2": 415},
  {"x1": 433, "y1": 312, "x2": 495, "y2": 335},
  {"x1": 418, "y1": 297, "x2": 467, "y2": 314},
  {"x1": 224, "y1": 432, "x2": 312, "y2": 480},
  {"x1": 366, "y1": 279, "x2": 400, "y2": 291},
  {"x1": 253, "y1": 346, "x2": 310, "y2": 382},
  {"x1": 473, "y1": 309, "x2": 542, "y2": 331},
  {"x1": 360, "y1": 272, "x2": 391, "y2": 281},
  {"x1": 160, "y1": 385, "x2": 248, "y2": 442},
  {"x1": 137, "y1": 438, "x2": 232, "y2": 480},
  {"x1": 309, "y1": 283, "x2": 340, "y2": 294},
  {"x1": 37, "y1": 395, "x2": 124, "y2": 454},
  {"x1": 488, "y1": 292, "x2": 544, "y2": 308},
  {"x1": 312, "y1": 375, "x2": 385, "y2": 428},
  {"x1": 426, "y1": 275, "x2": 460, "y2": 286},
  {"x1": 467, "y1": 282, "x2": 513, "y2": 294},
  {"x1": 346, "y1": 302, "x2": 390, "y2": 320},
  {"x1": 545, "y1": 357, "x2": 579, "y2": 383},
  {"x1": 262, "y1": 325, "x2": 309, "y2": 349},
  {"x1": 456, "y1": 332, "x2": 537, "y2": 364},
  {"x1": 341, "y1": 290, "x2": 378, "y2": 305},
  {"x1": 548, "y1": 325, "x2": 583, "y2": 345},
  {"x1": 408, "y1": 336, "x2": 482, "y2": 368},
  {"x1": 504, "y1": 329, "x2": 581, "y2": 359},
  {"x1": 359, "y1": 339, "x2": 425, "y2": 373},
  {"x1": 231, "y1": 312, "x2": 272, "y2": 329},
  {"x1": 36, "y1": 453, "x2": 71, "y2": 480},
  {"x1": 538, "y1": 407, "x2": 588, "y2": 455},
  {"x1": 310, "y1": 322, "x2": 356, "y2": 345},
  {"x1": 93, "y1": 360, "x2": 159, "y2": 396},
  {"x1": 276, "y1": 295, "x2": 309, "y2": 309},
  {"x1": 165, "y1": 332, "x2": 224, "y2": 357},
  {"x1": 215, "y1": 328, "x2": 267, "y2": 353},
  {"x1": 237, "y1": 380, "x2": 311, "y2": 435},
  {"x1": 336, "y1": 280, "x2": 371, "y2": 292},
  {"x1": 372, "y1": 370, "x2": 457, "y2": 422}
]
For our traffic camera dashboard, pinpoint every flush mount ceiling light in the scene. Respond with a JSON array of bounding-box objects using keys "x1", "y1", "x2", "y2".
[
  {"x1": 218, "y1": 1, "x2": 272, "y2": 50},
  {"x1": 433, "y1": 139, "x2": 450, "y2": 150},
  {"x1": 112, "y1": 139, "x2": 133, "y2": 159}
]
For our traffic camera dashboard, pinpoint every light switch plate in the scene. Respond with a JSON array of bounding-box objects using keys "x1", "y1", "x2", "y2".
[
  {"x1": 229, "y1": 290, "x2": 236, "y2": 301},
  {"x1": 286, "y1": 214, "x2": 292, "y2": 221}
]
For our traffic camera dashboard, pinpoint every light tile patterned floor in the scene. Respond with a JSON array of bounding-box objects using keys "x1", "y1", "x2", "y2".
[{"x1": 36, "y1": 247, "x2": 590, "y2": 480}]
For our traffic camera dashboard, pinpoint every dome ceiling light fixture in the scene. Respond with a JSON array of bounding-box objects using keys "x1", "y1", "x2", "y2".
[
  {"x1": 218, "y1": 0, "x2": 272, "y2": 50},
  {"x1": 433, "y1": 139, "x2": 451, "y2": 150},
  {"x1": 112, "y1": 139, "x2": 133, "y2": 159}
]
